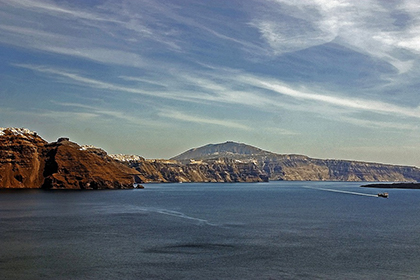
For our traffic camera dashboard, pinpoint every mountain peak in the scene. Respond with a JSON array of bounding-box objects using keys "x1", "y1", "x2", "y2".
[{"x1": 171, "y1": 141, "x2": 274, "y2": 161}]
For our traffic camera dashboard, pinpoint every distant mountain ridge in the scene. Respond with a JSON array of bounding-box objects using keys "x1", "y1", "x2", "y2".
[
  {"x1": 163, "y1": 141, "x2": 420, "y2": 183},
  {"x1": 171, "y1": 141, "x2": 274, "y2": 161},
  {"x1": 107, "y1": 141, "x2": 420, "y2": 183}
]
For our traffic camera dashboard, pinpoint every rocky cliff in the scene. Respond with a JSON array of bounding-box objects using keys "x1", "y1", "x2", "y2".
[
  {"x1": 2, "y1": 129, "x2": 419, "y2": 187},
  {"x1": 114, "y1": 141, "x2": 420, "y2": 183},
  {"x1": 109, "y1": 155, "x2": 268, "y2": 183},
  {"x1": 0, "y1": 128, "x2": 46, "y2": 188},
  {"x1": 0, "y1": 128, "x2": 139, "y2": 189}
]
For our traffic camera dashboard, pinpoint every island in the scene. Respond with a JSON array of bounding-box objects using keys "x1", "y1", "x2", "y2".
[{"x1": 361, "y1": 182, "x2": 420, "y2": 189}]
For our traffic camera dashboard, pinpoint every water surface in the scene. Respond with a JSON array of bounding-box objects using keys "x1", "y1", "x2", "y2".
[{"x1": 1, "y1": 182, "x2": 419, "y2": 279}]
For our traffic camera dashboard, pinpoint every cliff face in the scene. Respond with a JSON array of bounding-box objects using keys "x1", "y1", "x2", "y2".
[
  {"x1": 0, "y1": 128, "x2": 46, "y2": 188},
  {"x1": 259, "y1": 156, "x2": 420, "y2": 182},
  {"x1": 116, "y1": 155, "x2": 420, "y2": 184},
  {"x1": 3, "y1": 130, "x2": 419, "y2": 187},
  {"x1": 114, "y1": 157, "x2": 268, "y2": 183},
  {"x1": 115, "y1": 142, "x2": 420, "y2": 183},
  {"x1": 0, "y1": 128, "x2": 139, "y2": 189}
]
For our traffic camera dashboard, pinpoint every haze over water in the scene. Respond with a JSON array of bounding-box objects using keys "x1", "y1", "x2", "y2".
[{"x1": 1, "y1": 182, "x2": 419, "y2": 279}]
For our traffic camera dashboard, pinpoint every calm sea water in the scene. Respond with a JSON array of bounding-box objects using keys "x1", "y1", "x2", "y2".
[{"x1": 1, "y1": 181, "x2": 419, "y2": 280}]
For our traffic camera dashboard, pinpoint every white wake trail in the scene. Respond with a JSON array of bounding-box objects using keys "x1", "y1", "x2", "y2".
[
  {"x1": 302, "y1": 186, "x2": 378, "y2": 197},
  {"x1": 135, "y1": 207, "x2": 217, "y2": 226}
]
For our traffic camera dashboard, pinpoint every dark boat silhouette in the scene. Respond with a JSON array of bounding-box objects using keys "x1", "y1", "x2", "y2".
[{"x1": 377, "y1": 192, "x2": 389, "y2": 198}]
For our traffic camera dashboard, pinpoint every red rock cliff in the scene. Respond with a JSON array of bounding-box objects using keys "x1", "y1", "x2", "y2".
[
  {"x1": 0, "y1": 128, "x2": 139, "y2": 189},
  {"x1": 0, "y1": 128, "x2": 46, "y2": 188}
]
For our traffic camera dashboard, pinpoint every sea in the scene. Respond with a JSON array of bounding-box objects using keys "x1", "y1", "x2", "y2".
[{"x1": 1, "y1": 181, "x2": 419, "y2": 280}]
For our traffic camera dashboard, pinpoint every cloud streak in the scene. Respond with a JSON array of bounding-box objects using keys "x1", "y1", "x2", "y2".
[
  {"x1": 252, "y1": 0, "x2": 420, "y2": 73},
  {"x1": 14, "y1": 63, "x2": 420, "y2": 124},
  {"x1": 250, "y1": 78, "x2": 420, "y2": 119},
  {"x1": 158, "y1": 110, "x2": 251, "y2": 131}
]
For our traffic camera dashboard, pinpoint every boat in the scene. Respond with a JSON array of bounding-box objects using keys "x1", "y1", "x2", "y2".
[{"x1": 377, "y1": 192, "x2": 389, "y2": 198}]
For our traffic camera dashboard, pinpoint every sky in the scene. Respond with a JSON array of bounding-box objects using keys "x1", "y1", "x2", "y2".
[{"x1": 0, "y1": 0, "x2": 419, "y2": 166}]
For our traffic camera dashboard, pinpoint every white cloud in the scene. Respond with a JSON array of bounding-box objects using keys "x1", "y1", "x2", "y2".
[
  {"x1": 49, "y1": 101, "x2": 165, "y2": 127},
  {"x1": 118, "y1": 76, "x2": 168, "y2": 88},
  {"x1": 158, "y1": 110, "x2": 251, "y2": 131},
  {"x1": 1, "y1": 0, "x2": 120, "y2": 23},
  {"x1": 340, "y1": 117, "x2": 419, "y2": 131},
  {"x1": 247, "y1": 77, "x2": 420, "y2": 119},
  {"x1": 0, "y1": 24, "x2": 145, "y2": 67},
  {"x1": 15, "y1": 62, "x2": 420, "y2": 127},
  {"x1": 251, "y1": 0, "x2": 420, "y2": 73}
]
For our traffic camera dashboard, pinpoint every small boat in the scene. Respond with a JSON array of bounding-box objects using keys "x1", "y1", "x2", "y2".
[{"x1": 377, "y1": 192, "x2": 389, "y2": 198}]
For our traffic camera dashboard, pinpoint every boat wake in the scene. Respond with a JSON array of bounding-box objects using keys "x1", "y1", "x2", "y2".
[
  {"x1": 125, "y1": 206, "x2": 218, "y2": 226},
  {"x1": 302, "y1": 186, "x2": 378, "y2": 198},
  {"x1": 150, "y1": 208, "x2": 217, "y2": 226}
]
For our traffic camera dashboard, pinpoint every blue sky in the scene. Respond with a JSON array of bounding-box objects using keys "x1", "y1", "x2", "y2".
[{"x1": 1, "y1": 0, "x2": 419, "y2": 166}]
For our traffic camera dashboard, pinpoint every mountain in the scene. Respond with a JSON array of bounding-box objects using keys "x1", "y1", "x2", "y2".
[
  {"x1": 163, "y1": 141, "x2": 420, "y2": 182},
  {"x1": 111, "y1": 141, "x2": 420, "y2": 183},
  {"x1": 0, "y1": 128, "x2": 140, "y2": 189},
  {"x1": 171, "y1": 141, "x2": 273, "y2": 161}
]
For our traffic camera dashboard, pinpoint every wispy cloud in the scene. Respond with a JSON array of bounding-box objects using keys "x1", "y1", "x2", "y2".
[
  {"x1": 246, "y1": 77, "x2": 420, "y2": 119},
  {"x1": 14, "y1": 62, "x2": 420, "y2": 126},
  {"x1": 118, "y1": 76, "x2": 168, "y2": 88},
  {"x1": 2, "y1": 0, "x2": 122, "y2": 23},
  {"x1": 49, "y1": 101, "x2": 165, "y2": 128},
  {"x1": 251, "y1": 0, "x2": 420, "y2": 73},
  {"x1": 12, "y1": 63, "x2": 181, "y2": 100},
  {"x1": 158, "y1": 110, "x2": 251, "y2": 131},
  {"x1": 0, "y1": 24, "x2": 145, "y2": 67},
  {"x1": 340, "y1": 116, "x2": 419, "y2": 131}
]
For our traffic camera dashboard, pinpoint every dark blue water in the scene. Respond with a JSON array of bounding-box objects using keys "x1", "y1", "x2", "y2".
[{"x1": 1, "y1": 182, "x2": 419, "y2": 279}]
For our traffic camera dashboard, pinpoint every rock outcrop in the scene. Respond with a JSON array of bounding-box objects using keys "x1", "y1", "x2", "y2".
[
  {"x1": 0, "y1": 128, "x2": 47, "y2": 188},
  {"x1": 0, "y1": 128, "x2": 140, "y2": 189}
]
